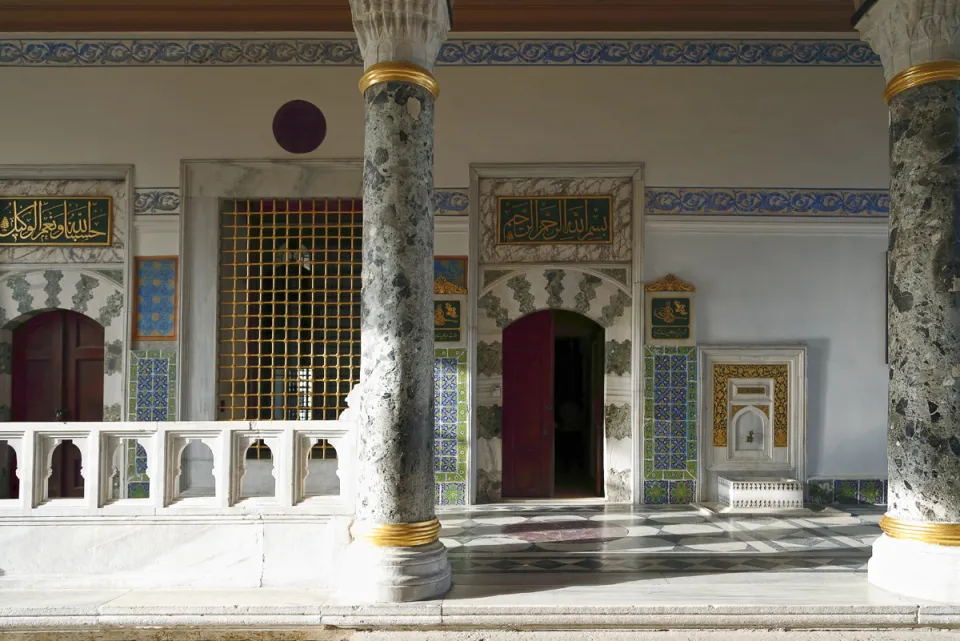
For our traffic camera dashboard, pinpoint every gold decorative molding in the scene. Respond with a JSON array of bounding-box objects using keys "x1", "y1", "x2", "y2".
[
  {"x1": 713, "y1": 364, "x2": 788, "y2": 447},
  {"x1": 434, "y1": 276, "x2": 467, "y2": 295},
  {"x1": 731, "y1": 404, "x2": 770, "y2": 418},
  {"x1": 879, "y1": 514, "x2": 960, "y2": 546},
  {"x1": 884, "y1": 60, "x2": 960, "y2": 104},
  {"x1": 645, "y1": 274, "x2": 696, "y2": 293},
  {"x1": 359, "y1": 62, "x2": 439, "y2": 99},
  {"x1": 351, "y1": 518, "x2": 441, "y2": 547}
]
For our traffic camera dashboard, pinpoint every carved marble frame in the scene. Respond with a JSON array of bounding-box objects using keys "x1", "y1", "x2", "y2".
[
  {"x1": 698, "y1": 345, "x2": 807, "y2": 503},
  {"x1": 469, "y1": 163, "x2": 645, "y2": 504},
  {"x1": 179, "y1": 159, "x2": 363, "y2": 420},
  {"x1": 0, "y1": 165, "x2": 135, "y2": 423}
]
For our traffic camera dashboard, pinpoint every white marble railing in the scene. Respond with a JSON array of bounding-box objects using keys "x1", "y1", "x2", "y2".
[{"x1": 0, "y1": 413, "x2": 357, "y2": 516}]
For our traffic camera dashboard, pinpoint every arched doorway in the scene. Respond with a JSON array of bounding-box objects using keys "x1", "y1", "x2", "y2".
[
  {"x1": 502, "y1": 310, "x2": 605, "y2": 499},
  {"x1": 12, "y1": 310, "x2": 105, "y2": 422}
]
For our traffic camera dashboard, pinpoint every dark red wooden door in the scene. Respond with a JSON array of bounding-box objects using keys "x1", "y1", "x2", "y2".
[
  {"x1": 502, "y1": 310, "x2": 555, "y2": 498},
  {"x1": 12, "y1": 310, "x2": 104, "y2": 423}
]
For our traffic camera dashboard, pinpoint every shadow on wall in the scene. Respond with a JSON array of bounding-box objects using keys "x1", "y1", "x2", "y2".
[{"x1": 804, "y1": 338, "x2": 829, "y2": 477}]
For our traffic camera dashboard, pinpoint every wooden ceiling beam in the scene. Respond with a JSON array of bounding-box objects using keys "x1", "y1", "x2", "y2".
[{"x1": 0, "y1": 0, "x2": 856, "y2": 34}]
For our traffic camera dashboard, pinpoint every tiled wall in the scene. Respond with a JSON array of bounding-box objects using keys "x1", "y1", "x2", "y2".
[
  {"x1": 808, "y1": 479, "x2": 887, "y2": 506},
  {"x1": 434, "y1": 348, "x2": 467, "y2": 505},
  {"x1": 642, "y1": 346, "x2": 698, "y2": 504},
  {"x1": 128, "y1": 350, "x2": 178, "y2": 421}
]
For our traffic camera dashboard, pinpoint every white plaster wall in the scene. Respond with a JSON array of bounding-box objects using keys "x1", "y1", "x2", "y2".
[
  {"x1": 645, "y1": 231, "x2": 888, "y2": 478},
  {"x1": 0, "y1": 61, "x2": 888, "y2": 188}
]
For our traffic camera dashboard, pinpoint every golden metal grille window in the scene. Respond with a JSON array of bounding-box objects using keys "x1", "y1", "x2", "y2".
[{"x1": 218, "y1": 198, "x2": 362, "y2": 421}]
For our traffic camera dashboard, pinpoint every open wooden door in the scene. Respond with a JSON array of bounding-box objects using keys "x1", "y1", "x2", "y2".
[{"x1": 502, "y1": 310, "x2": 555, "y2": 498}]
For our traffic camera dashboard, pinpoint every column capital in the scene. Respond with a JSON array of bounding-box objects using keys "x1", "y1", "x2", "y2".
[
  {"x1": 349, "y1": 0, "x2": 452, "y2": 71},
  {"x1": 856, "y1": 0, "x2": 960, "y2": 81}
]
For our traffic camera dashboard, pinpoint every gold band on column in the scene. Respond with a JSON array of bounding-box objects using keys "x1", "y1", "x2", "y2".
[
  {"x1": 358, "y1": 61, "x2": 440, "y2": 100},
  {"x1": 879, "y1": 514, "x2": 960, "y2": 546},
  {"x1": 883, "y1": 60, "x2": 960, "y2": 104},
  {"x1": 352, "y1": 518, "x2": 442, "y2": 547}
]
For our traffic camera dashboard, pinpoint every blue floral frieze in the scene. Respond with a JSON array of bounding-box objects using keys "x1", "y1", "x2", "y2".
[
  {"x1": 134, "y1": 189, "x2": 181, "y2": 215},
  {"x1": 0, "y1": 39, "x2": 879, "y2": 67},
  {"x1": 646, "y1": 188, "x2": 889, "y2": 217}
]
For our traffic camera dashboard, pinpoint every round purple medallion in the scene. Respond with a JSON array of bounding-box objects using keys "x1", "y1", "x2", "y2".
[{"x1": 272, "y1": 100, "x2": 327, "y2": 154}]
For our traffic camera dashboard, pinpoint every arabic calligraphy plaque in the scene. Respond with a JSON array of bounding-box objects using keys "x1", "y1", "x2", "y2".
[
  {"x1": 435, "y1": 300, "x2": 462, "y2": 343},
  {"x1": 650, "y1": 297, "x2": 691, "y2": 340},
  {"x1": 0, "y1": 197, "x2": 112, "y2": 246},
  {"x1": 497, "y1": 196, "x2": 612, "y2": 245}
]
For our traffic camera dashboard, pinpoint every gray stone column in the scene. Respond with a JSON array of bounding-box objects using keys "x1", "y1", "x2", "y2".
[
  {"x1": 857, "y1": 0, "x2": 960, "y2": 604},
  {"x1": 339, "y1": 0, "x2": 452, "y2": 603}
]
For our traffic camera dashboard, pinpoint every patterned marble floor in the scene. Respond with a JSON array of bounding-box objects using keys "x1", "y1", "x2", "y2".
[{"x1": 437, "y1": 504, "x2": 882, "y2": 575}]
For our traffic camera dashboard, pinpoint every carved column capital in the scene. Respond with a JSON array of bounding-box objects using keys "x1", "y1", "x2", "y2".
[
  {"x1": 857, "y1": 0, "x2": 960, "y2": 81},
  {"x1": 349, "y1": 0, "x2": 452, "y2": 71}
]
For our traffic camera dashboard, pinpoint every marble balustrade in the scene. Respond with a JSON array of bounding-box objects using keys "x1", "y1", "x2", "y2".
[{"x1": 0, "y1": 415, "x2": 357, "y2": 514}]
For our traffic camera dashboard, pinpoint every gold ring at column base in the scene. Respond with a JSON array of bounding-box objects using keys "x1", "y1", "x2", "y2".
[
  {"x1": 883, "y1": 60, "x2": 960, "y2": 104},
  {"x1": 879, "y1": 514, "x2": 960, "y2": 546},
  {"x1": 358, "y1": 62, "x2": 439, "y2": 100},
  {"x1": 352, "y1": 518, "x2": 442, "y2": 547}
]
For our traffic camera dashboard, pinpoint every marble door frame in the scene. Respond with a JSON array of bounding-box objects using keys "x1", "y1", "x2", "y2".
[
  {"x1": 0, "y1": 164, "x2": 134, "y2": 421},
  {"x1": 178, "y1": 159, "x2": 363, "y2": 420},
  {"x1": 468, "y1": 163, "x2": 645, "y2": 504}
]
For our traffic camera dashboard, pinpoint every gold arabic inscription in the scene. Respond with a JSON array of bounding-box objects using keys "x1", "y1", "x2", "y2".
[{"x1": 0, "y1": 197, "x2": 112, "y2": 246}]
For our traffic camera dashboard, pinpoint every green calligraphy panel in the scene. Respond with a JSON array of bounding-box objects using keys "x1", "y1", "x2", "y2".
[
  {"x1": 0, "y1": 197, "x2": 112, "y2": 246},
  {"x1": 497, "y1": 196, "x2": 612, "y2": 245},
  {"x1": 650, "y1": 297, "x2": 691, "y2": 340}
]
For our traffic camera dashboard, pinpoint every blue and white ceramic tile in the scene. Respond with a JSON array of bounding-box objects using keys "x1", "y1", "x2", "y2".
[
  {"x1": 644, "y1": 346, "x2": 697, "y2": 504},
  {"x1": 807, "y1": 479, "x2": 887, "y2": 506},
  {"x1": 134, "y1": 188, "x2": 181, "y2": 215},
  {"x1": 128, "y1": 350, "x2": 177, "y2": 421},
  {"x1": 645, "y1": 188, "x2": 889, "y2": 217},
  {"x1": 434, "y1": 348, "x2": 467, "y2": 504},
  {"x1": 0, "y1": 38, "x2": 879, "y2": 67}
]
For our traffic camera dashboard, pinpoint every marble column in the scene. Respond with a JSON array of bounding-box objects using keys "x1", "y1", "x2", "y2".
[
  {"x1": 858, "y1": 0, "x2": 960, "y2": 604},
  {"x1": 338, "y1": 0, "x2": 452, "y2": 603}
]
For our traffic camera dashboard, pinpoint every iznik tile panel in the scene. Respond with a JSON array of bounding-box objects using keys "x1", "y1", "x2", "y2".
[
  {"x1": 133, "y1": 257, "x2": 177, "y2": 340},
  {"x1": 807, "y1": 478, "x2": 887, "y2": 506},
  {"x1": 643, "y1": 346, "x2": 698, "y2": 504},
  {"x1": 126, "y1": 440, "x2": 150, "y2": 499},
  {"x1": 434, "y1": 348, "x2": 467, "y2": 505},
  {"x1": 129, "y1": 350, "x2": 178, "y2": 421}
]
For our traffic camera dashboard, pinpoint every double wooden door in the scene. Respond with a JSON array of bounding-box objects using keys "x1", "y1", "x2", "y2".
[{"x1": 12, "y1": 310, "x2": 104, "y2": 498}]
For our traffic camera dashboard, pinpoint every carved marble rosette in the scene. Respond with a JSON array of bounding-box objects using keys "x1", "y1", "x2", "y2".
[
  {"x1": 856, "y1": 0, "x2": 960, "y2": 605},
  {"x1": 340, "y1": 0, "x2": 453, "y2": 604}
]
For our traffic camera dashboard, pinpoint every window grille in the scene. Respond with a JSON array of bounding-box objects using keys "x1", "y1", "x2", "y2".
[
  {"x1": 217, "y1": 198, "x2": 362, "y2": 421},
  {"x1": 309, "y1": 439, "x2": 338, "y2": 460}
]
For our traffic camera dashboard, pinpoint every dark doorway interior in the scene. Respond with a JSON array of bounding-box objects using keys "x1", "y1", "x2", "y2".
[
  {"x1": 502, "y1": 309, "x2": 604, "y2": 500},
  {"x1": 553, "y1": 311, "x2": 604, "y2": 498}
]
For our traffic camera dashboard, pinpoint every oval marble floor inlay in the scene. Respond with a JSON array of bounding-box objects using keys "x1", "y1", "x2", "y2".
[{"x1": 503, "y1": 520, "x2": 629, "y2": 543}]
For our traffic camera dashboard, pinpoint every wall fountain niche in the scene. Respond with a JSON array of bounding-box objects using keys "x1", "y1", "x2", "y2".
[{"x1": 699, "y1": 346, "x2": 807, "y2": 512}]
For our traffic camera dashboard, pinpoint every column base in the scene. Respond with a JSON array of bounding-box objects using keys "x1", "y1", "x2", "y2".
[
  {"x1": 337, "y1": 540, "x2": 452, "y2": 603},
  {"x1": 869, "y1": 533, "x2": 960, "y2": 604}
]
